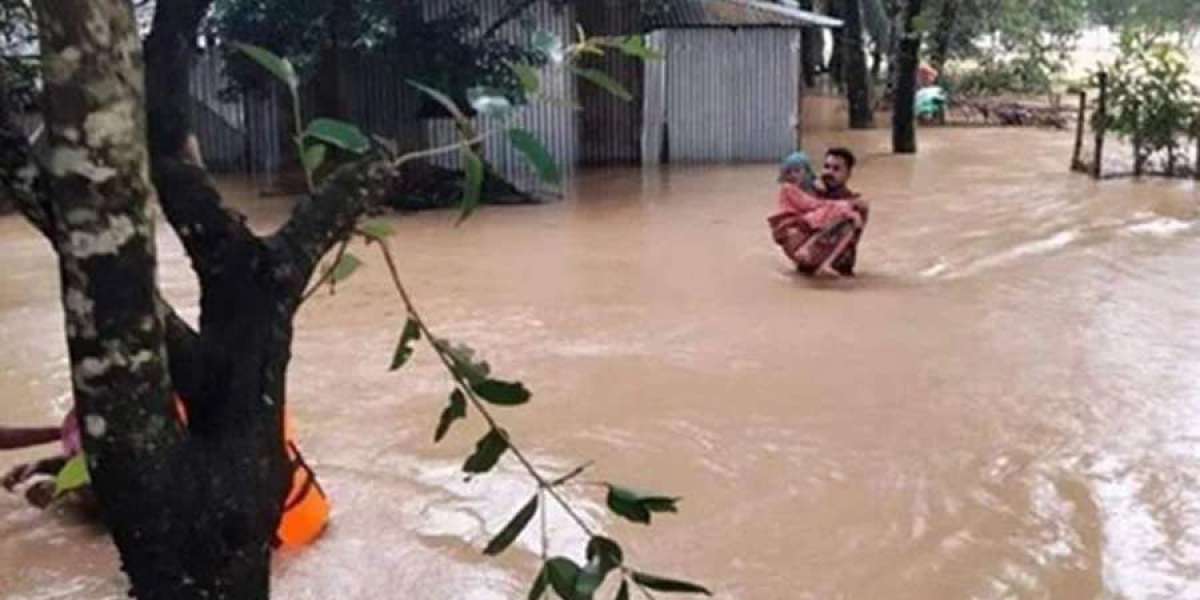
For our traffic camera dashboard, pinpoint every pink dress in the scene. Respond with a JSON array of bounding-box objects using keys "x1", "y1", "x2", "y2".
[
  {"x1": 767, "y1": 183, "x2": 867, "y2": 275},
  {"x1": 774, "y1": 183, "x2": 861, "y2": 231}
]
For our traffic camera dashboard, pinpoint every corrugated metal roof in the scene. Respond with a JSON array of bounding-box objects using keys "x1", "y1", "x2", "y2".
[{"x1": 644, "y1": 0, "x2": 842, "y2": 31}]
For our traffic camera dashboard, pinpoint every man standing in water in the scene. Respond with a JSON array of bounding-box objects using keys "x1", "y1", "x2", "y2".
[{"x1": 816, "y1": 148, "x2": 869, "y2": 276}]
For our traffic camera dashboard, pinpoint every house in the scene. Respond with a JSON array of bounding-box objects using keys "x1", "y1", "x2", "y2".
[
  {"x1": 636, "y1": 0, "x2": 842, "y2": 165},
  {"x1": 185, "y1": 0, "x2": 841, "y2": 192}
]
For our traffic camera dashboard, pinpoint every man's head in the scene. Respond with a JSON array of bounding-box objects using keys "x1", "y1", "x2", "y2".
[{"x1": 822, "y1": 147, "x2": 856, "y2": 190}]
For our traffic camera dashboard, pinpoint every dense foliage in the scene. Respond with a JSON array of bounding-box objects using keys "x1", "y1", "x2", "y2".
[{"x1": 1099, "y1": 28, "x2": 1199, "y2": 164}]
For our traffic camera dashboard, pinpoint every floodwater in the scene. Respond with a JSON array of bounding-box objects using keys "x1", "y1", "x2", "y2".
[{"x1": 2, "y1": 126, "x2": 1200, "y2": 599}]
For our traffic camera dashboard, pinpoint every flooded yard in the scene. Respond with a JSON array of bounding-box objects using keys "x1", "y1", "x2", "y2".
[{"x1": 2, "y1": 126, "x2": 1200, "y2": 599}]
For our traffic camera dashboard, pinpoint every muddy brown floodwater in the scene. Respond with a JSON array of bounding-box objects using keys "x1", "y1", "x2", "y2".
[{"x1": 2, "y1": 127, "x2": 1200, "y2": 599}]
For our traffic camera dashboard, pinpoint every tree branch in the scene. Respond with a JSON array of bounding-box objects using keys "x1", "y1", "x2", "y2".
[
  {"x1": 151, "y1": 158, "x2": 262, "y2": 282},
  {"x1": 144, "y1": 0, "x2": 213, "y2": 160},
  {"x1": 158, "y1": 293, "x2": 202, "y2": 402},
  {"x1": 143, "y1": 0, "x2": 260, "y2": 286},
  {"x1": 272, "y1": 160, "x2": 399, "y2": 280}
]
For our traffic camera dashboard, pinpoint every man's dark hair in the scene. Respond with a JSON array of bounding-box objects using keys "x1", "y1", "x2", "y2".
[{"x1": 826, "y1": 147, "x2": 857, "y2": 171}]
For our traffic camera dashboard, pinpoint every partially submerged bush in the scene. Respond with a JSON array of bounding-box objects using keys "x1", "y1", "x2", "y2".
[{"x1": 1097, "y1": 27, "x2": 1200, "y2": 162}]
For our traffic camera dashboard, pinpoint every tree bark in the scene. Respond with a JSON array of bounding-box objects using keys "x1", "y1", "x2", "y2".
[
  {"x1": 892, "y1": 0, "x2": 924, "y2": 153},
  {"x1": 842, "y1": 0, "x2": 875, "y2": 129},
  {"x1": 929, "y1": 0, "x2": 958, "y2": 77},
  {"x1": 26, "y1": 1, "x2": 303, "y2": 598},
  {"x1": 143, "y1": 0, "x2": 210, "y2": 160},
  {"x1": 829, "y1": 0, "x2": 846, "y2": 89},
  {"x1": 314, "y1": 1, "x2": 353, "y2": 121},
  {"x1": 10, "y1": 0, "x2": 407, "y2": 597},
  {"x1": 884, "y1": 0, "x2": 902, "y2": 103},
  {"x1": 798, "y1": 0, "x2": 819, "y2": 88}
]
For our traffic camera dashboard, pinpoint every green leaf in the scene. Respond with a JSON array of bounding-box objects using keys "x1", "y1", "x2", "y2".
[
  {"x1": 606, "y1": 485, "x2": 680, "y2": 525},
  {"x1": 330, "y1": 252, "x2": 362, "y2": 284},
  {"x1": 390, "y1": 317, "x2": 421, "y2": 371},
  {"x1": 483, "y1": 494, "x2": 538, "y2": 556},
  {"x1": 546, "y1": 557, "x2": 581, "y2": 599},
  {"x1": 574, "y1": 538, "x2": 623, "y2": 599},
  {"x1": 472, "y1": 379, "x2": 532, "y2": 406},
  {"x1": 459, "y1": 148, "x2": 484, "y2": 224},
  {"x1": 54, "y1": 454, "x2": 90, "y2": 497},
  {"x1": 641, "y1": 497, "x2": 680, "y2": 514},
  {"x1": 508, "y1": 128, "x2": 562, "y2": 184},
  {"x1": 530, "y1": 564, "x2": 550, "y2": 600},
  {"x1": 468, "y1": 86, "x2": 514, "y2": 119},
  {"x1": 596, "y1": 36, "x2": 663, "y2": 61},
  {"x1": 463, "y1": 428, "x2": 509, "y2": 474},
  {"x1": 618, "y1": 36, "x2": 663, "y2": 61},
  {"x1": 233, "y1": 43, "x2": 298, "y2": 92},
  {"x1": 302, "y1": 143, "x2": 327, "y2": 174},
  {"x1": 408, "y1": 79, "x2": 472, "y2": 126},
  {"x1": 615, "y1": 580, "x2": 629, "y2": 600},
  {"x1": 569, "y1": 67, "x2": 633, "y2": 102},
  {"x1": 509, "y1": 61, "x2": 542, "y2": 95},
  {"x1": 436, "y1": 338, "x2": 492, "y2": 384},
  {"x1": 434, "y1": 389, "x2": 467, "y2": 443},
  {"x1": 574, "y1": 560, "x2": 607, "y2": 599},
  {"x1": 607, "y1": 487, "x2": 650, "y2": 524},
  {"x1": 586, "y1": 536, "x2": 624, "y2": 571},
  {"x1": 630, "y1": 572, "x2": 711, "y2": 596},
  {"x1": 304, "y1": 118, "x2": 370, "y2": 155},
  {"x1": 358, "y1": 218, "x2": 395, "y2": 241}
]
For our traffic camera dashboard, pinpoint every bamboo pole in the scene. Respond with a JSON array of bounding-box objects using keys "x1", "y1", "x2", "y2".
[{"x1": 1092, "y1": 72, "x2": 1107, "y2": 179}]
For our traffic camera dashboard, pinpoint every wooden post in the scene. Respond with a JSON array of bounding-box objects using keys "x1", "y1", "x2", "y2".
[
  {"x1": 1071, "y1": 90, "x2": 1086, "y2": 171},
  {"x1": 1132, "y1": 100, "x2": 1143, "y2": 177},
  {"x1": 1194, "y1": 135, "x2": 1199, "y2": 180},
  {"x1": 1093, "y1": 72, "x2": 1107, "y2": 179}
]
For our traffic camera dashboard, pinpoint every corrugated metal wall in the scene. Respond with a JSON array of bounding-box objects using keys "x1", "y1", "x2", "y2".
[
  {"x1": 187, "y1": 6, "x2": 807, "y2": 182},
  {"x1": 651, "y1": 28, "x2": 801, "y2": 164},
  {"x1": 423, "y1": 0, "x2": 578, "y2": 194},
  {"x1": 641, "y1": 31, "x2": 668, "y2": 165},
  {"x1": 189, "y1": 1, "x2": 575, "y2": 195},
  {"x1": 189, "y1": 50, "x2": 283, "y2": 177},
  {"x1": 576, "y1": 0, "x2": 644, "y2": 165},
  {"x1": 189, "y1": 52, "x2": 247, "y2": 172},
  {"x1": 342, "y1": 53, "x2": 427, "y2": 154}
]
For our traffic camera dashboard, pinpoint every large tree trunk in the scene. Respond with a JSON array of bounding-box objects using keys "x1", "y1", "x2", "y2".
[
  {"x1": 30, "y1": 1, "x2": 295, "y2": 598},
  {"x1": 842, "y1": 0, "x2": 875, "y2": 129},
  {"x1": 884, "y1": 0, "x2": 902, "y2": 103},
  {"x1": 314, "y1": 1, "x2": 353, "y2": 121},
  {"x1": 10, "y1": 1, "x2": 403, "y2": 598},
  {"x1": 892, "y1": 0, "x2": 923, "y2": 153},
  {"x1": 929, "y1": 0, "x2": 958, "y2": 76},
  {"x1": 828, "y1": 0, "x2": 846, "y2": 89}
]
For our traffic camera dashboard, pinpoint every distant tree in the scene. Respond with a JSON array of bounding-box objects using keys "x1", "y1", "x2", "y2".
[
  {"x1": 840, "y1": 0, "x2": 876, "y2": 127},
  {"x1": 893, "y1": 0, "x2": 924, "y2": 152}
]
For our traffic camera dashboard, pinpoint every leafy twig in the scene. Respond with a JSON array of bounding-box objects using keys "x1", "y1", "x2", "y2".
[
  {"x1": 372, "y1": 236, "x2": 598, "y2": 537},
  {"x1": 301, "y1": 238, "x2": 350, "y2": 302}
]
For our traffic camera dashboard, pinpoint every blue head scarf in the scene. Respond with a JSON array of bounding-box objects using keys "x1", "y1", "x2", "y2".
[{"x1": 781, "y1": 151, "x2": 815, "y2": 185}]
